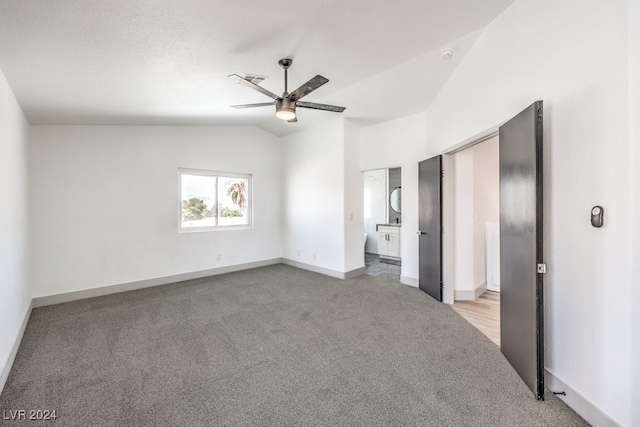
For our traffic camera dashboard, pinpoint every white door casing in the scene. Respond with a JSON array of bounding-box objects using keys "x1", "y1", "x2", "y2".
[{"x1": 486, "y1": 221, "x2": 501, "y2": 292}]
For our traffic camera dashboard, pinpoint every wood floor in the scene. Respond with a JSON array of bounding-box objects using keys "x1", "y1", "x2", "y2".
[{"x1": 451, "y1": 291, "x2": 500, "y2": 346}]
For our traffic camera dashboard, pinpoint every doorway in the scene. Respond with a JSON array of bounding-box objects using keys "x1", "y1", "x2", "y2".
[
  {"x1": 363, "y1": 167, "x2": 402, "y2": 281},
  {"x1": 436, "y1": 101, "x2": 545, "y2": 400},
  {"x1": 447, "y1": 133, "x2": 500, "y2": 344}
]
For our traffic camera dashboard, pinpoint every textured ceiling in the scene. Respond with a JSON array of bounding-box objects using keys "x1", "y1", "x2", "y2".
[{"x1": 0, "y1": 0, "x2": 515, "y2": 136}]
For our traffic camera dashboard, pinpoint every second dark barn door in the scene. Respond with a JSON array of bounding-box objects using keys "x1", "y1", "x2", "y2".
[{"x1": 418, "y1": 155, "x2": 443, "y2": 301}]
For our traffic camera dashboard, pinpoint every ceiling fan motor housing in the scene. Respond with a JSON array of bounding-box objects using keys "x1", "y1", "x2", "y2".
[{"x1": 276, "y1": 97, "x2": 296, "y2": 112}]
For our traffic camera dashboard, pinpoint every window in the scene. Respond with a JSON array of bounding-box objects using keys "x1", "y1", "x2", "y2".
[{"x1": 179, "y1": 169, "x2": 251, "y2": 231}]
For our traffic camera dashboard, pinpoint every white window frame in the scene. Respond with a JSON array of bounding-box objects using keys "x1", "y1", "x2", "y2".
[{"x1": 178, "y1": 168, "x2": 252, "y2": 232}]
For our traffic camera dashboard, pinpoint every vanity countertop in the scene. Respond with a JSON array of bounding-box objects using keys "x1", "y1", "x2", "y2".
[{"x1": 377, "y1": 223, "x2": 401, "y2": 230}]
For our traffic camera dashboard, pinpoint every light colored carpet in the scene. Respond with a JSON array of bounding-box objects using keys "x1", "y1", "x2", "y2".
[{"x1": 0, "y1": 264, "x2": 586, "y2": 426}]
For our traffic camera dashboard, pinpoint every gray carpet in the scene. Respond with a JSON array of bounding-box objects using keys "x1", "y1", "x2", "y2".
[{"x1": 0, "y1": 264, "x2": 586, "y2": 426}]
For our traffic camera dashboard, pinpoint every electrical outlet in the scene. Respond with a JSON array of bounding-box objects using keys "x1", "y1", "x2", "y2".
[
  {"x1": 297, "y1": 249, "x2": 301, "y2": 256},
  {"x1": 349, "y1": 213, "x2": 353, "y2": 220},
  {"x1": 217, "y1": 254, "x2": 222, "y2": 261}
]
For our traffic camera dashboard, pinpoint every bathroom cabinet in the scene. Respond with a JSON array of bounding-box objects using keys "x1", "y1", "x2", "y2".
[{"x1": 378, "y1": 225, "x2": 401, "y2": 259}]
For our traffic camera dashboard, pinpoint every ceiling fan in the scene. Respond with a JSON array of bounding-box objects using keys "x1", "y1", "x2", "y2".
[{"x1": 228, "y1": 58, "x2": 345, "y2": 123}]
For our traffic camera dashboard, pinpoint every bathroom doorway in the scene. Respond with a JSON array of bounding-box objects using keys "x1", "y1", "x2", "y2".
[{"x1": 363, "y1": 167, "x2": 402, "y2": 281}]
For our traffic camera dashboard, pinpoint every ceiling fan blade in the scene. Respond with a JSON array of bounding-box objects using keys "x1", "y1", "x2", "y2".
[
  {"x1": 230, "y1": 102, "x2": 274, "y2": 109},
  {"x1": 228, "y1": 74, "x2": 280, "y2": 100},
  {"x1": 296, "y1": 101, "x2": 346, "y2": 113},
  {"x1": 287, "y1": 75, "x2": 329, "y2": 101}
]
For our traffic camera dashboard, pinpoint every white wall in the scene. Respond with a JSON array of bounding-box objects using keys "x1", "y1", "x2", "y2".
[
  {"x1": 452, "y1": 137, "x2": 499, "y2": 299},
  {"x1": 424, "y1": 0, "x2": 631, "y2": 424},
  {"x1": 472, "y1": 137, "x2": 499, "y2": 289},
  {"x1": 361, "y1": 112, "x2": 429, "y2": 286},
  {"x1": 363, "y1": 169, "x2": 387, "y2": 254},
  {"x1": 452, "y1": 148, "x2": 474, "y2": 294},
  {"x1": 29, "y1": 125, "x2": 283, "y2": 298},
  {"x1": 282, "y1": 118, "x2": 364, "y2": 275},
  {"x1": 282, "y1": 119, "x2": 346, "y2": 273},
  {"x1": 343, "y1": 119, "x2": 365, "y2": 272},
  {"x1": 630, "y1": 0, "x2": 640, "y2": 424},
  {"x1": 0, "y1": 68, "x2": 30, "y2": 390}
]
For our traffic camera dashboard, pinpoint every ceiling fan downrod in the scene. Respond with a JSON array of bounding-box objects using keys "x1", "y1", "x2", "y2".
[{"x1": 278, "y1": 58, "x2": 292, "y2": 95}]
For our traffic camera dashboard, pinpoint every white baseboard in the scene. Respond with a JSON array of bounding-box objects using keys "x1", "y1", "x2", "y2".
[
  {"x1": 454, "y1": 284, "x2": 486, "y2": 301},
  {"x1": 33, "y1": 257, "x2": 367, "y2": 309},
  {"x1": 0, "y1": 301, "x2": 32, "y2": 396},
  {"x1": 344, "y1": 267, "x2": 366, "y2": 279},
  {"x1": 281, "y1": 259, "x2": 364, "y2": 279},
  {"x1": 545, "y1": 369, "x2": 621, "y2": 427},
  {"x1": 487, "y1": 283, "x2": 500, "y2": 292},
  {"x1": 32, "y1": 258, "x2": 282, "y2": 308},
  {"x1": 401, "y1": 276, "x2": 418, "y2": 287},
  {"x1": 454, "y1": 290, "x2": 472, "y2": 300}
]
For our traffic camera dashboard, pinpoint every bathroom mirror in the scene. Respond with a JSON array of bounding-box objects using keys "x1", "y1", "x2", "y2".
[{"x1": 390, "y1": 186, "x2": 401, "y2": 213}]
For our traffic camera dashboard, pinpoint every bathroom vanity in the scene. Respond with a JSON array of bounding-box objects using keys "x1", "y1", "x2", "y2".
[{"x1": 377, "y1": 224, "x2": 401, "y2": 259}]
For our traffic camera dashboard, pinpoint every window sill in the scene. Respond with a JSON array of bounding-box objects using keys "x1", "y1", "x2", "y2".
[{"x1": 179, "y1": 225, "x2": 253, "y2": 233}]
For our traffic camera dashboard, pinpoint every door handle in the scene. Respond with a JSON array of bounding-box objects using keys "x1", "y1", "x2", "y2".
[{"x1": 417, "y1": 230, "x2": 426, "y2": 235}]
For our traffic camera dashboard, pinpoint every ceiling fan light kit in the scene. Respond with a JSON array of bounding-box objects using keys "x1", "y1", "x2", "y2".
[
  {"x1": 275, "y1": 97, "x2": 296, "y2": 121},
  {"x1": 229, "y1": 58, "x2": 345, "y2": 123}
]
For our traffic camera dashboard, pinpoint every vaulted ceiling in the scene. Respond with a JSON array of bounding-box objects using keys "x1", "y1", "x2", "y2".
[{"x1": 0, "y1": 0, "x2": 515, "y2": 136}]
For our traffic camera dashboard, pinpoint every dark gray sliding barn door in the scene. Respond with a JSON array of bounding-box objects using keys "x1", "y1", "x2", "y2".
[
  {"x1": 418, "y1": 155, "x2": 442, "y2": 301},
  {"x1": 499, "y1": 101, "x2": 545, "y2": 400}
]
